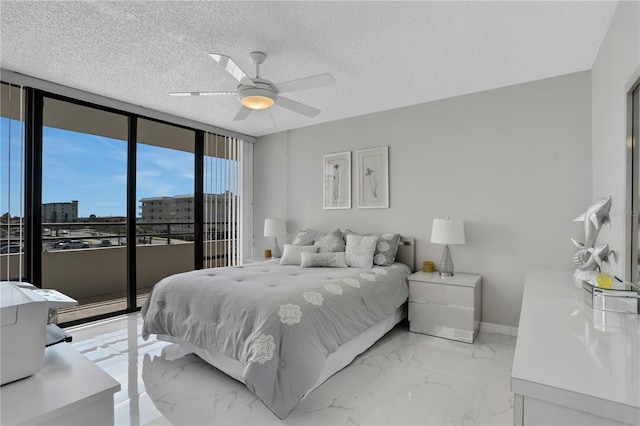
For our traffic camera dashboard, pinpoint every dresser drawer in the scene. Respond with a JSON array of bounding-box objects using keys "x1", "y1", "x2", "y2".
[{"x1": 409, "y1": 280, "x2": 474, "y2": 308}]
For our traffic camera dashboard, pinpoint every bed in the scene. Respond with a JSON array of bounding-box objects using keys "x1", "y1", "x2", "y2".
[{"x1": 141, "y1": 236, "x2": 414, "y2": 419}]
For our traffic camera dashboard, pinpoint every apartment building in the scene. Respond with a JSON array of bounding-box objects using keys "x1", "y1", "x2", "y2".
[
  {"x1": 139, "y1": 192, "x2": 237, "y2": 235},
  {"x1": 41, "y1": 200, "x2": 78, "y2": 223}
]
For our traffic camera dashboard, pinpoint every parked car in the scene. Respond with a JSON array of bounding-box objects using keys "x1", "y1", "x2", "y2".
[
  {"x1": 59, "y1": 240, "x2": 89, "y2": 250},
  {"x1": 100, "y1": 240, "x2": 112, "y2": 247},
  {"x1": 0, "y1": 244, "x2": 23, "y2": 254}
]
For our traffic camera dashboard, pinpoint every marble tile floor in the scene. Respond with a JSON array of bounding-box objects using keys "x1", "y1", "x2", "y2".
[{"x1": 66, "y1": 313, "x2": 516, "y2": 425}]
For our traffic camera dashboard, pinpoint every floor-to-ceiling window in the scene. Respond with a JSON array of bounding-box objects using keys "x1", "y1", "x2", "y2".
[
  {"x1": 1, "y1": 77, "x2": 248, "y2": 326},
  {"x1": 41, "y1": 96, "x2": 129, "y2": 323},
  {"x1": 136, "y1": 118, "x2": 195, "y2": 308}
]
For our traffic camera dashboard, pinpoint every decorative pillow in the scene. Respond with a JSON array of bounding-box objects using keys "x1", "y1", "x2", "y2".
[
  {"x1": 280, "y1": 244, "x2": 319, "y2": 265},
  {"x1": 291, "y1": 229, "x2": 324, "y2": 245},
  {"x1": 343, "y1": 229, "x2": 401, "y2": 266},
  {"x1": 300, "y1": 252, "x2": 348, "y2": 268},
  {"x1": 313, "y1": 229, "x2": 346, "y2": 253},
  {"x1": 345, "y1": 234, "x2": 377, "y2": 268}
]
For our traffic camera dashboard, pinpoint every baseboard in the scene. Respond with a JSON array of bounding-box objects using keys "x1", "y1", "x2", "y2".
[{"x1": 480, "y1": 321, "x2": 518, "y2": 337}]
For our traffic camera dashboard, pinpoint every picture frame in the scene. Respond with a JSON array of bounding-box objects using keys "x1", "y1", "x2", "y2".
[
  {"x1": 323, "y1": 151, "x2": 351, "y2": 209},
  {"x1": 357, "y1": 146, "x2": 389, "y2": 209}
]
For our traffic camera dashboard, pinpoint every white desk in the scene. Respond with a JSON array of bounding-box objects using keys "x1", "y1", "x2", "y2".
[
  {"x1": 1, "y1": 343, "x2": 120, "y2": 425},
  {"x1": 512, "y1": 269, "x2": 640, "y2": 425}
]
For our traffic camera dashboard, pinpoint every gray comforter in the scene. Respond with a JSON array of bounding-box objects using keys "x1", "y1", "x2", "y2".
[{"x1": 141, "y1": 261, "x2": 410, "y2": 419}]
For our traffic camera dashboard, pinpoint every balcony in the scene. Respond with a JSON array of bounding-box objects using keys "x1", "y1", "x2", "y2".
[{"x1": 1, "y1": 221, "x2": 235, "y2": 324}]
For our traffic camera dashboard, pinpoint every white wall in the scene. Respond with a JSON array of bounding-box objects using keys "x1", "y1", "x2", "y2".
[
  {"x1": 254, "y1": 72, "x2": 592, "y2": 327},
  {"x1": 591, "y1": 0, "x2": 640, "y2": 281}
]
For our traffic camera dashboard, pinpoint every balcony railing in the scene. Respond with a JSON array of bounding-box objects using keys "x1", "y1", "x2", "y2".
[{"x1": 1, "y1": 220, "x2": 238, "y2": 324}]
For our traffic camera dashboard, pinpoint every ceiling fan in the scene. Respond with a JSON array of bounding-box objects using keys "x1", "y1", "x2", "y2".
[{"x1": 170, "y1": 51, "x2": 336, "y2": 122}]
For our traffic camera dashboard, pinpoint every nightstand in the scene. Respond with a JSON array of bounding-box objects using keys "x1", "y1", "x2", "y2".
[{"x1": 407, "y1": 271, "x2": 482, "y2": 343}]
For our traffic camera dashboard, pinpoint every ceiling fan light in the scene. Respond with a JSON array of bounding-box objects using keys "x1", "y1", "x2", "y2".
[
  {"x1": 238, "y1": 86, "x2": 277, "y2": 110},
  {"x1": 241, "y1": 95, "x2": 275, "y2": 110}
]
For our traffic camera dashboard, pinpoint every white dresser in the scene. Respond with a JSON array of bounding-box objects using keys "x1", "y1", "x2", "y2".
[
  {"x1": 1, "y1": 343, "x2": 120, "y2": 425},
  {"x1": 512, "y1": 269, "x2": 640, "y2": 426},
  {"x1": 407, "y1": 271, "x2": 482, "y2": 343}
]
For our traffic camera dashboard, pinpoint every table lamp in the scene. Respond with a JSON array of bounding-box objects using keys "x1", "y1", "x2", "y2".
[
  {"x1": 431, "y1": 218, "x2": 466, "y2": 278},
  {"x1": 264, "y1": 218, "x2": 287, "y2": 258}
]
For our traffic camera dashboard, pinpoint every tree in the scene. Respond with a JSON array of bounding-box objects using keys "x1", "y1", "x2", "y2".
[{"x1": 1, "y1": 212, "x2": 10, "y2": 223}]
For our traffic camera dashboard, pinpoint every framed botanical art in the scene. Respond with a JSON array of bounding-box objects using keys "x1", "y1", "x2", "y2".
[
  {"x1": 323, "y1": 151, "x2": 351, "y2": 209},
  {"x1": 357, "y1": 146, "x2": 389, "y2": 209}
]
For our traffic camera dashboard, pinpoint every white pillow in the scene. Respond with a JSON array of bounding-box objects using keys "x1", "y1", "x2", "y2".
[
  {"x1": 300, "y1": 252, "x2": 348, "y2": 268},
  {"x1": 345, "y1": 234, "x2": 377, "y2": 268},
  {"x1": 343, "y1": 229, "x2": 401, "y2": 266},
  {"x1": 279, "y1": 244, "x2": 319, "y2": 265}
]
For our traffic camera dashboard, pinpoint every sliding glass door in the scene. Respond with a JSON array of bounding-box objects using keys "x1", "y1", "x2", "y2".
[
  {"x1": 1, "y1": 78, "x2": 248, "y2": 326},
  {"x1": 41, "y1": 96, "x2": 129, "y2": 323},
  {"x1": 136, "y1": 118, "x2": 195, "y2": 308}
]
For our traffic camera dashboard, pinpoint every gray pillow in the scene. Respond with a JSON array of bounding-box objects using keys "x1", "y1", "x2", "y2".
[
  {"x1": 343, "y1": 229, "x2": 401, "y2": 266},
  {"x1": 313, "y1": 229, "x2": 346, "y2": 253},
  {"x1": 291, "y1": 229, "x2": 324, "y2": 245},
  {"x1": 300, "y1": 252, "x2": 348, "y2": 268},
  {"x1": 345, "y1": 234, "x2": 377, "y2": 268}
]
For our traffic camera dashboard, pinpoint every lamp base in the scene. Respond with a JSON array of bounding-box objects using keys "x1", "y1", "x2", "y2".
[
  {"x1": 439, "y1": 245, "x2": 454, "y2": 278},
  {"x1": 273, "y1": 236, "x2": 282, "y2": 258}
]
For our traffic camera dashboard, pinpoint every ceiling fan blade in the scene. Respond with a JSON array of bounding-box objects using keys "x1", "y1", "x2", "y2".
[
  {"x1": 276, "y1": 96, "x2": 321, "y2": 118},
  {"x1": 209, "y1": 53, "x2": 255, "y2": 86},
  {"x1": 233, "y1": 106, "x2": 252, "y2": 121},
  {"x1": 169, "y1": 91, "x2": 236, "y2": 97},
  {"x1": 275, "y1": 73, "x2": 336, "y2": 94}
]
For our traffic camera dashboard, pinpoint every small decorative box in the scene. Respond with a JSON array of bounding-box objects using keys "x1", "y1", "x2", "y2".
[{"x1": 582, "y1": 281, "x2": 640, "y2": 314}]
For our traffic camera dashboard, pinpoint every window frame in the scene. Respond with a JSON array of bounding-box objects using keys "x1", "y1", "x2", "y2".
[{"x1": 627, "y1": 78, "x2": 640, "y2": 284}]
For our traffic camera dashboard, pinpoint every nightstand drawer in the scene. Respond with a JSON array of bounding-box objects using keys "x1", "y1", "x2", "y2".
[
  {"x1": 409, "y1": 281, "x2": 474, "y2": 308},
  {"x1": 409, "y1": 301, "x2": 473, "y2": 329},
  {"x1": 408, "y1": 302, "x2": 477, "y2": 343}
]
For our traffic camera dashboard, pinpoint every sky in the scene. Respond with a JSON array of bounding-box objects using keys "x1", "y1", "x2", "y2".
[{"x1": 1, "y1": 118, "x2": 238, "y2": 218}]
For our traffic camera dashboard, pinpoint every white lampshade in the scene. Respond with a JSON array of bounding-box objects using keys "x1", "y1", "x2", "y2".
[
  {"x1": 264, "y1": 218, "x2": 287, "y2": 237},
  {"x1": 431, "y1": 218, "x2": 466, "y2": 245}
]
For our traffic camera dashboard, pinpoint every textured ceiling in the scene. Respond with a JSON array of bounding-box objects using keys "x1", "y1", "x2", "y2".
[{"x1": 1, "y1": 1, "x2": 617, "y2": 138}]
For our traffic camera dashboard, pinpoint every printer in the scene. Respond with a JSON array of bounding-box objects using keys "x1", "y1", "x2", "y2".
[{"x1": 1, "y1": 282, "x2": 77, "y2": 385}]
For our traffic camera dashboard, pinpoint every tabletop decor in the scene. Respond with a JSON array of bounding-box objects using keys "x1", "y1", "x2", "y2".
[
  {"x1": 264, "y1": 218, "x2": 287, "y2": 258},
  {"x1": 570, "y1": 196, "x2": 613, "y2": 282},
  {"x1": 431, "y1": 218, "x2": 466, "y2": 277}
]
